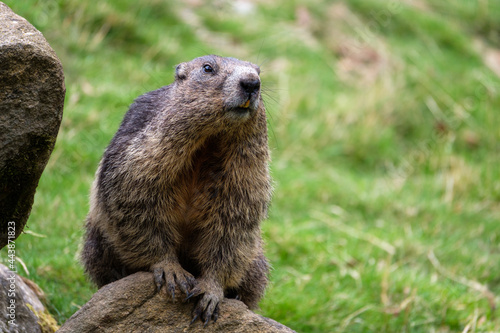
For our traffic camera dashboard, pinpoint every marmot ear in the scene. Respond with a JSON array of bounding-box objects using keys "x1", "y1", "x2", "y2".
[{"x1": 175, "y1": 63, "x2": 187, "y2": 80}]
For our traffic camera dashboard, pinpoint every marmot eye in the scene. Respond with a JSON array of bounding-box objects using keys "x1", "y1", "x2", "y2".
[{"x1": 203, "y1": 64, "x2": 214, "y2": 73}]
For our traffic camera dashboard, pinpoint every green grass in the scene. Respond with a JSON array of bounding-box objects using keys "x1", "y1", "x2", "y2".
[{"x1": 3, "y1": 0, "x2": 500, "y2": 331}]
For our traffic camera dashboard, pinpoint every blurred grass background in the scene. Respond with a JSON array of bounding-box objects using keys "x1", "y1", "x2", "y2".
[{"x1": 3, "y1": 0, "x2": 500, "y2": 332}]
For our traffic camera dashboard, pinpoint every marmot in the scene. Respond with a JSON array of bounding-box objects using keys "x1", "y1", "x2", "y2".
[{"x1": 81, "y1": 55, "x2": 272, "y2": 325}]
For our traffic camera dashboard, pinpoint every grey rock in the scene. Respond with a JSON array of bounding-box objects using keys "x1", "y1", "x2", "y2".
[
  {"x1": 0, "y1": 264, "x2": 58, "y2": 333},
  {"x1": 58, "y1": 272, "x2": 296, "y2": 333},
  {"x1": 0, "y1": 2, "x2": 65, "y2": 248}
]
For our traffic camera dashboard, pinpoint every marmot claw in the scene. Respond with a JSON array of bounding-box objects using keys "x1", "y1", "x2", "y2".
[
  {"x1": 152, "y1": 261, "x2": 196, "y2": 300},
  {"x1": 190, "y1": 292, "x2": 221, "y2": 326}
]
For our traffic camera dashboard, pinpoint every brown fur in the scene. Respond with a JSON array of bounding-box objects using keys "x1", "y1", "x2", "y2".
[{"x1": 81, "y1": 55, "x2": 272, "y2": 324}]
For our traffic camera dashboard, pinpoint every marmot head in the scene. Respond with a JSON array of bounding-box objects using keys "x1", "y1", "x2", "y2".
[{"x1": 174, "y1": 55, "x2": 263, "y2": 121}]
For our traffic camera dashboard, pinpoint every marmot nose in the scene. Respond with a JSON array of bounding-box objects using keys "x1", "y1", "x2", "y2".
[{"x1": 240, "y1": 78, "x2": 261, "y2": 94}]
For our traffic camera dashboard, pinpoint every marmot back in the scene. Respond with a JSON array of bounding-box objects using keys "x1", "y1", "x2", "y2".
[{"x1": 81, "y1": 55, "x2": 272, "y2": 325}]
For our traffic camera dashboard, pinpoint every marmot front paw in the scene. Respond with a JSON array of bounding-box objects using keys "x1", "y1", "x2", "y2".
[
  {"x1": 189, "y1": 278, "x2": 224, "y2": 326},
  {"x1": 152, "y1": 260, "x2": 196, "y2": 300}
]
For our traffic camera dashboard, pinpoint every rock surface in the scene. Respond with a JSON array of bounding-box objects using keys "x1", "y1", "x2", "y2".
[
  {"x1": 58, "y1": 272, "x2": 296, "y2": 333},
  {"x1": 0, "y1": 264, "x2": 59, "y2": 333},
  {"x1": 0, "y1": 2, "x2": 65, "y2": 248}
]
